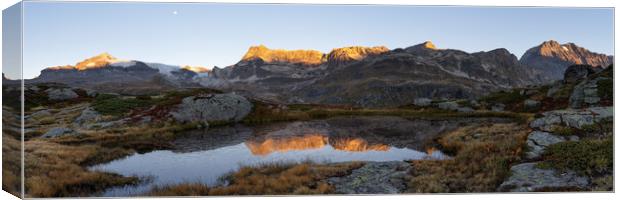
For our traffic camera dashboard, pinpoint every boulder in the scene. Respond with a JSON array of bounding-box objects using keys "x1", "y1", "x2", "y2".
[
  {"x1": 41, "y1": 127, "x2": 76, "y2": 138},
  {"x1": 491, "y1": 103, "x2": 505, "y2": 112},
  {"x1": 85, "y1": 89, "x2": 99, "y2": 97},
  {"x1": 46, "y1": 88, "x2": 79, "y2": 100},
  {"x1": 498, "y1": 162, "x2": 588, "y2": 192},
  {"x1": 73, "y1": 107, "x2": 102, "y2": 126},
  {"x1": 564, "y1": 64, "x2": 595, "y2": 84},
  {"x1": 529, "y1": 107, "x2": 613, "y2": 130},
  {"x1": 327, "y1": 161, "x2": 411, "y2": 194},
  {"x1": 413, "y1": 98, "x2": 432, "y2": 107},
  {"x1": 170, "y1": 93, "x2": 253, "y2": 124},
  {"x1": 569, "y1": 77, "x2": 609, "y2": 108},
  {"x1": 525, "y1": 131, "x2": 566, "y2": 159},
  {"x1": 30, "y1": 110, "x2": 52, "y2": 120},
  {"x1": 437, "y1": 101, "x2": 459, "y2": 111},
  {"x1": 456, "y1": 107, "x2": 474, "y2": 113},
  {"x1": 523, "y1": 99, "x2": 541, "y2": 109}
]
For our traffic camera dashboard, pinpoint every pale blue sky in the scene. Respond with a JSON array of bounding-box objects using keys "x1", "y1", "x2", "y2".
[{"x1": 6, "y1": 2, "x2": 615, "y2": 79}]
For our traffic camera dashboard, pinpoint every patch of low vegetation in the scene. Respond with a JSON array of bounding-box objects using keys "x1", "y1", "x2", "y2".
[
  {"x1": 578, "y1": 118, "x2": 613, "y2": 138},
  {"x1": 244, "y1": 101, "x2": 530, "y2": 125},
  {"x1": 148, "y1": 161, "x2": 364, "y2": 196},
  {"x1": 407, "y1": 123, "x2": 528, "y2": 193},
  {"x1": 537, "y1": 138, "x2": 612, "y2": 177},
  {"x1": 24, "y1": 140, "x2": 138, "y2": 197},
  {"x1": 596, "y1": 78, "x2": 612, "y2": 101},
  {"x1": 553, "y1": 82, "x2": 577, "y2": 100},
  {"x1": 551, "y1": 126, "x2": 576, "y2": 136},
  {"x1": 51, "y1": 122, "x2": 200, "y2": 152},
  {"x1": 480, "y1": 89, "x2": 526, "y2": 106},
  {"x1": 91, "y1": 94, "x2": 158, "y2": 117},
  {"x1": 2, "y1": 133, "x2": 22, "y2": 197}
]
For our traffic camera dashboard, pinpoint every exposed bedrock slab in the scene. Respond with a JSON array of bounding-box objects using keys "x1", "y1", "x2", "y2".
[
  {"x1": 327, "y1": 161, "x2": 411, "y2": 194},
  {"x1": 498, "y1": 162, "x2": 589, "y2": 192}
]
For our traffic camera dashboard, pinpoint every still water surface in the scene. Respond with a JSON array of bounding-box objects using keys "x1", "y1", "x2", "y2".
[{"x1": 90, "y1": 116, "x2": 499, "y2": 196}]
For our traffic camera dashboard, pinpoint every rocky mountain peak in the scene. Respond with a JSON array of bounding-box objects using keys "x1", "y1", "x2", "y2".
[
  {"x1": 75, "y1": 52, "x2": 121, "y2": 70},
  {"x1": 182, "y1": 65, "x2": 211, "y2": 73},
  {"x1": 45, "y1": 52, "x2": 122, "y2": 71},
  {"x1": 526, "y1": 40, "x2": 611, "y2": 67},
  {"x1": 520, "y1": 40, "x2": 613, "y2": 81},
  {"x1": 326, "y1": 46, "x2": 389, "y2": 66},
  {"x1": 420, "y1": 41, "x2": 437, "y2": 50},
  {"x1": 404, "y1": 41, "x2": 440, "y2": 54},
  {"x1": 240, "y1": 45, "x2": 325, "y2": 66},
  {"x1": 411, "y1": 41, "x2": 437, "y2": 50}
]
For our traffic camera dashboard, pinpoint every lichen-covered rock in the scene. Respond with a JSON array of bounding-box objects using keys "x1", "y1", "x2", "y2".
[
  {"x1": 73, "y1": 107, "x2": 102, "y2": 126},
  {"x1": 529, "y1": 107, "x2": 613, "y2": 130},
  {"x1": 41, "y1": 127, "x2": 76, "y2": 138},
  {"x1": 170, "y1": 93, "x2": 252, "y2": 124},
  {"x1": 569, "y1": 77, "x2": 609, "y2": 108},
  {"x1": 498, "y1": 162, "x2": 588, "y2": 192},
  {"x1": 327, "y1": 161, "x2": 411, "y2": 194},
  {"x1": 525, "y1": 131, "x2": 566, "y2": 159},
  {"x1": 46, "y1": 88, "x2": 79, "y2": 100}
]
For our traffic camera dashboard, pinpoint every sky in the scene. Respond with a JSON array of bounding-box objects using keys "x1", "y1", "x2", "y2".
[{"x1": 3, "y1": 2, "x2": 614, "y2": 79}]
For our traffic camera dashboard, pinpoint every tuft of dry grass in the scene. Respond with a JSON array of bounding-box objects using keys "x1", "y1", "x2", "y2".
[
  {"x1": 24, "y1": 140, "x2": 138, "y2": 197},
  {"x1": 407, "y1": 123, "x2": 528, "y2": 193},
  {"x1": 2, "y1": 133, "x2": 22, "y2": 197},
  {"x1": 148, "y1": 161, "x2": 364, "y2": 196}
]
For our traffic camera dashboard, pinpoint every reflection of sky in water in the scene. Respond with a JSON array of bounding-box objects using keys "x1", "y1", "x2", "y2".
[{"x1": 90, "y1": 141, "x2": 447, "y2": 197}]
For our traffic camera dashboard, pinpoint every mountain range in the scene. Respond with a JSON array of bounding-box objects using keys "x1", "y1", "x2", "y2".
[{"x1": 21, "y1": 40, "x2": 613, "y2": 107}]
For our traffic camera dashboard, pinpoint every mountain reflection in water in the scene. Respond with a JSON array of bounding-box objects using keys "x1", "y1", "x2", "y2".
[
  {"x1": 245, "y1": 134, "x2": 391, "y2": 156},
  {"x1": 90, "y1": 116, "x2": 510, "y2": 196}
]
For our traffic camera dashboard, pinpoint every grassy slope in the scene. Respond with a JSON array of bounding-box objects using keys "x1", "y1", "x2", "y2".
[{"x1": 407, "y1": 123, "x2": 529, "y2": 192}]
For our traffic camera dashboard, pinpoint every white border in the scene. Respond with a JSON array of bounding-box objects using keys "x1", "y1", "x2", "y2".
[{"x1": 0, "y1": 1, "x2": 617, "y2": 200}]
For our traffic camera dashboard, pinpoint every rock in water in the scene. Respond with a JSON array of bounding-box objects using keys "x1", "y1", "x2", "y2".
[
  {"x1": 327, "y1": 161, "x2": 411, "y2": 194},
  {"x1": 498, "y1": 162, "x2": 588, "y2": 192},
  {"x1": 46, "y1": 88, "x2": 78, "y2": 100},
  {"x1": 170, "y1": 93, "x2": 252, "y2": 124}
]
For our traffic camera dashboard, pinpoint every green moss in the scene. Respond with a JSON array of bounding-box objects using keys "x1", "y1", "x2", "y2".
[
  {"x1": 541, "y1": 138, "x2": 613, "y2": 176},
  {"x1": 92, "y1": 96, "x2": 156, "y2": 117}
]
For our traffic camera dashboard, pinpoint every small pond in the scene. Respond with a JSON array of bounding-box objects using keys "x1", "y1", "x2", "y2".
[{"x1": 89, "y1": 116, "x2": 506, "y2": 196}]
